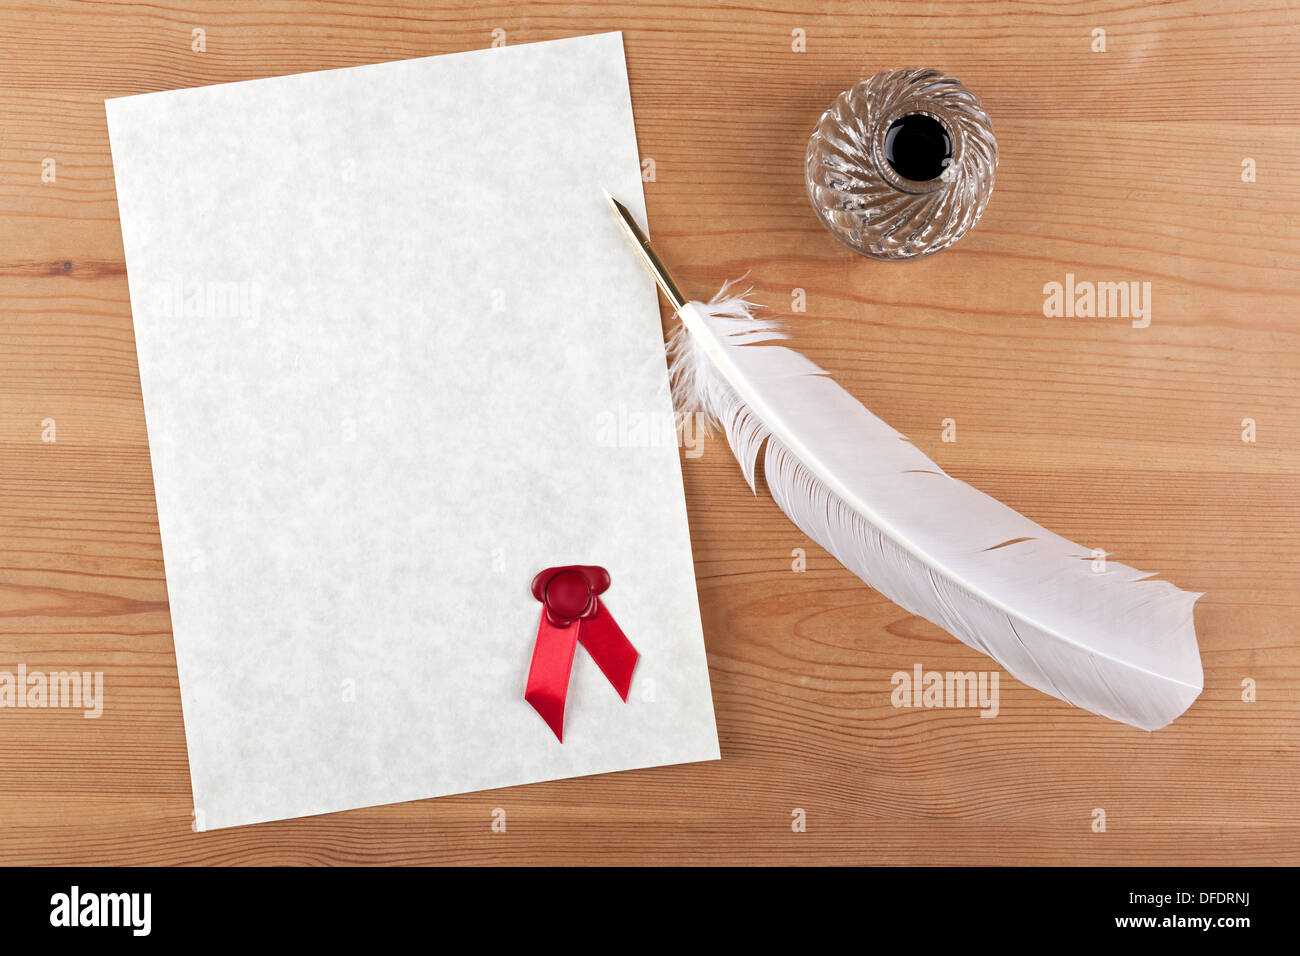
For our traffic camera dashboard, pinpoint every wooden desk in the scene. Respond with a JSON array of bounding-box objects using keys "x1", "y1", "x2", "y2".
[{"x1": 1, "y1": 0, "x2": 1297, "y2": 865}]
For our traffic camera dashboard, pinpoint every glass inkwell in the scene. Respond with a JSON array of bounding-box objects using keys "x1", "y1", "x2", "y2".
[{"x1": 805, "y1": 68, "x2": 998, "y2": 261}]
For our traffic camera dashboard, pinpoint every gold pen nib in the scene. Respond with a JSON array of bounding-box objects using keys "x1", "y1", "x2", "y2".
[{"x1": 603, "y1": 190, "x2": 687, "y2": 312}]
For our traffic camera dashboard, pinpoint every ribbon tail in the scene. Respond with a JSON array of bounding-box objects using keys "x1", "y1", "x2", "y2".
[
  {"x1": 524, "y1": 612, "x2": 579, "y2": 742},
  {"x1": 578, "y1": 600, "x2": 639, "y2": 701}
]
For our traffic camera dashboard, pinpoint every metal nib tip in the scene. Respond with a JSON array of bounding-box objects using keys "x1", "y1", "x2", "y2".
[{"x1": 602, "y1": 192, "x2": 687, "y2": 312}]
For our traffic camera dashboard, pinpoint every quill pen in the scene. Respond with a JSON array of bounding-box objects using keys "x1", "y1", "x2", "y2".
[{"x1": 606, "y1": 192, "x2": 1202, "y2": 730}]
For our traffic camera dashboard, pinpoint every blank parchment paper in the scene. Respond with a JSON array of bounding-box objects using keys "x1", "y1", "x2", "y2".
[{"x1": 105, "y1": 32, "x2": 718, "y2": 830}]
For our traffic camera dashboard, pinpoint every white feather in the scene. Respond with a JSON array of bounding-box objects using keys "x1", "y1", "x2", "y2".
[{"x1": 668, "y1": 288, "x2": 1203, "y2": 731}]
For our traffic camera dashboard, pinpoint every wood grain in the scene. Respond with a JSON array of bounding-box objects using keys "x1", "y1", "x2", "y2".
[{"x1": 2, "y1": 0, "x2": 1298, "y2": 864}]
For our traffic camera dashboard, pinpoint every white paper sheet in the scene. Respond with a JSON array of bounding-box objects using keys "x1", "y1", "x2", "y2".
[{"x1": 105, "y1": 32, "x2": 718, "y2": 830}]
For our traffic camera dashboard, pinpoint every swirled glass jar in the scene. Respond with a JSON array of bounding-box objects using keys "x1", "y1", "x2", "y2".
[{"x1": 805, "y1": 68, "x2": 997, "y2": 261}]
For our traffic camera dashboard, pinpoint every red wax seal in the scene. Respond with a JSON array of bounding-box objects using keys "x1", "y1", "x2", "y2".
[
  {"x1": 524, "y1": 565, "x2": 637, "y2": 742},
  {"x1": 531, "y1": 565, "x2": 610, "y2": 627}
]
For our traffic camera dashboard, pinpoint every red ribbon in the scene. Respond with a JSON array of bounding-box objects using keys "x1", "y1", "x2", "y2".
[{"x1": 525, "y1": 565, "x2": 638, "y2": 742}]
